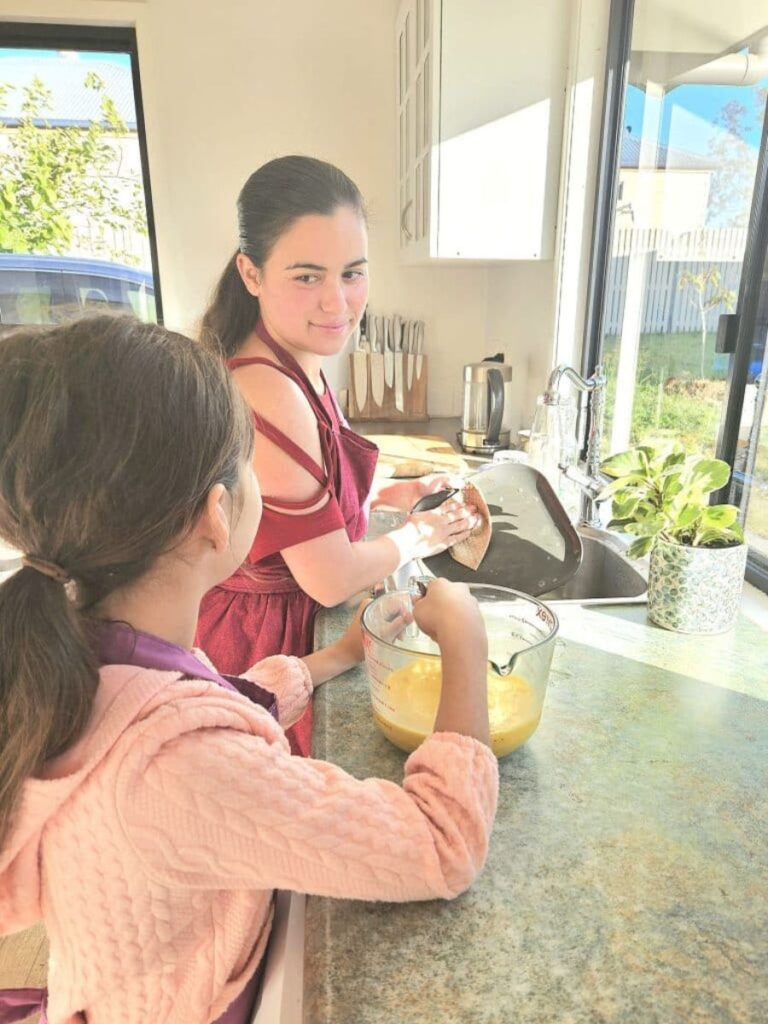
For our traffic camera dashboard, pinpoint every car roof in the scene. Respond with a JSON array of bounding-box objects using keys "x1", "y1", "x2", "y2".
[{"x1": 0, "y1": 253, "x2": 153, "y2": 286}]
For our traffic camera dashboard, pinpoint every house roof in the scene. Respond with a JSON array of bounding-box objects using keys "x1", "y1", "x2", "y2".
[
  {"x1": 620, "y1": 131, "x2": 716, "y2": 170},
  {"x1": 0, "y1": 57, "x2": 136, "y2": 129}
]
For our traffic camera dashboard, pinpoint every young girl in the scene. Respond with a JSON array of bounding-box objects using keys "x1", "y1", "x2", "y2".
[
  {"x1": 0, "y1": 316, "x2": 496, "y2": 1024},
  {"x1": 197, "y1": 155, "x2": 477, "y2": 756}
]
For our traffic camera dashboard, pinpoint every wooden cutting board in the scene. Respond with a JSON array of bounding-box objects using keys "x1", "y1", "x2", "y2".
[{"x1": 367, "y1": 434, "x2": 469, "y2": 478}]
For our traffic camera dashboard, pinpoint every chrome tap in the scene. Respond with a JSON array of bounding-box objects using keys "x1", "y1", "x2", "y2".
[{"x1": 543, "y1": 363, "x2": 608, "y2": 528}]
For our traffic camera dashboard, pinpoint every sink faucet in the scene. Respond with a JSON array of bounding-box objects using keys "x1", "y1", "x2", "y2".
[{"x1": 542, "y1": 363, "x2": 608, "y2": 529}]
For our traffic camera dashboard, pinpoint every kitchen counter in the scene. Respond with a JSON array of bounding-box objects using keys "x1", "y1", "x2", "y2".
[
  {"x1": 356, "y1": 417, "x2": 501, "y2": 479},
  {"x1": 305, "y1": 602, "x2": 768, "y2": 1024},
  {"x1": 356, "y1": 416, "x2": 495, "y2": 467},
  {"x1": 354, "y1": 416, "x2": 463, "y2": 445}
]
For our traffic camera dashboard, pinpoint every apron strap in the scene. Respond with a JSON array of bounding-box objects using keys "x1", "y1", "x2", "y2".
[
  {"x1": 252, "y1": 321, "x2": 336, "y2": 432},
  {"x1": 226, "y1": 350, "x2": 340, "y2": 508}
]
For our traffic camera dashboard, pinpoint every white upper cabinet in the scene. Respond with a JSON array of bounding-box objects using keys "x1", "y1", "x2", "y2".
[{"x1": 396, "y1": 0, "x2": 567, "y2": 262}]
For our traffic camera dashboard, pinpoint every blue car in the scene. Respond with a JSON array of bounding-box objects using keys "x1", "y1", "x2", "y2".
[{"x1": 0, "y1": 253, "x2": 156, "y2": 326}]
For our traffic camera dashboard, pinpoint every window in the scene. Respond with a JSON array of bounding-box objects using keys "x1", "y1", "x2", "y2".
[
  {"x1": 585, "y1": 0, "x2": 768, "y2": 590},
  {"x1": 0, "y1": 23, "x2": 162, "y2": 326}
]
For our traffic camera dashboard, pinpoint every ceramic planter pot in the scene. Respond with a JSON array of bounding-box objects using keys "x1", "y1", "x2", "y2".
[{"x1": 648, "y1": 536, "x2": 748, "y2": 635}]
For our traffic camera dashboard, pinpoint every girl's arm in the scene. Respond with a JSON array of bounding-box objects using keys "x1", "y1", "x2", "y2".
[
  {"x1": 119, "y1": 582, "x2": 495, "y2": 902},
  {"x1": 240, "y1": 605, "x2": 366, "y2": 729},
  {"x1": 117, "y1": 723, "x2": 498, "y2": 903},
  {"x1": 281, "y1": 508, "x2": 474, "y2": 607},
  {"x1": 301, "y1": 600, "x2": 367, "y2": 687}
]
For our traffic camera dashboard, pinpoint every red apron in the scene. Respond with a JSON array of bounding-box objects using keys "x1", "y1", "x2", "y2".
[
  {"x1": 0, "y1": 622, "x2": 274, "y2": 1024},
  {"x1": 196, "y1": 321, "x2": 379, "y2": 756}
]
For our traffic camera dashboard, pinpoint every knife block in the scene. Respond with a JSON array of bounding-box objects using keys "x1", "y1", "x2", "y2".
[{"x1": 347, "y1": 352, "x2": 428, "y2": 422}]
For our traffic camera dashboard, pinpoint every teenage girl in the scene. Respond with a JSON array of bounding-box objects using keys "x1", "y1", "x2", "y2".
[{"x1": 197, "y1": 155, "x2": 477, "y2": 756}]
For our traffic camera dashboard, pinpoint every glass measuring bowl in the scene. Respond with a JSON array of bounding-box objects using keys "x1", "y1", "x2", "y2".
[{"x1": 361, "y1": 584, "x2": 559, "y2": 758}]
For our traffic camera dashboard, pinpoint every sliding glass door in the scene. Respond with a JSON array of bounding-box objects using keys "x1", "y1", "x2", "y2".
[{"x1": 586, "y1": 0, "x2": 768, "y2": 589}]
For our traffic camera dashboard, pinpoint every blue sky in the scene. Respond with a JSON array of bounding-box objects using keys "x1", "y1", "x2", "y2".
[
  {"x1": 0, "y1": 47, "x2": 130, "y2": 68},
  {"x1": 624, "y1": 81, "x2": 767, "y2": 156}
]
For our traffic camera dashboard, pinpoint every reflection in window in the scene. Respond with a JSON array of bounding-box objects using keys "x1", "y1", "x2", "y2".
[{"x1": 0, "y1": 268, "x2": 59, "y2": 324}]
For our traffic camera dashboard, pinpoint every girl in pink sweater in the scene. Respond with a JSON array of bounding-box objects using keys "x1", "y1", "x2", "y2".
[{"x1": 0, "y1": 316, "x2": 498, "y2": 1024}]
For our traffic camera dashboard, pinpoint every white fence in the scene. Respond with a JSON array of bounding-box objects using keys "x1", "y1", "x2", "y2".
[
  {"x1": 70, "y1": 221, "x2": 152, "y2": 270},
  {"x1": 604, "y1": 227, "x2": 747, "y2": 336}
]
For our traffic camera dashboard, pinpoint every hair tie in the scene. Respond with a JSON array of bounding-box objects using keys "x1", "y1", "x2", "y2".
[{"x1": 21, "y1": 555, "x2": 71, "y2": 585}]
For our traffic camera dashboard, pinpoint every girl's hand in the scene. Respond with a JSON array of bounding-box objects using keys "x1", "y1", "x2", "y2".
[
  {"x1": 405, "y1": 499, "x2": 479, "y2": 560},
  {"x1": 407, "y1": 472, "x2": 465, "y2": 509},
  {"x1": 412, "y1": 578, "x2": 486, "y2": 650},
  {"x1": 374, "y1": 472, "x2": 465, "y2": 513}
]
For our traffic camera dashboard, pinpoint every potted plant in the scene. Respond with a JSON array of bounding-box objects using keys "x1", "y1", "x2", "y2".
[{"x1": 600, "y1": 444, "x2": 747, "y2": 634}]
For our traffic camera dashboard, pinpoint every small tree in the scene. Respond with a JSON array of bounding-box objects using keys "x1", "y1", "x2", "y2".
[
  {"x1": 0, "y1": 72, "x2": 147, "y2": 259},
  {"x1": 678, "y1": 267, "x2": 736, "y2": 379}
]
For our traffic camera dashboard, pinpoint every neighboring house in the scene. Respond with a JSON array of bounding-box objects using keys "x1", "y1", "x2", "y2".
[
  {"x1": 603, "y1": 130, "x2": 745, "y2": 339},
  {"x1": 0, "y1": 55, "x2": 149, "y2": 267},
  {"x1": 615, "y1": 129, "x2": 717, "y2": 233}
]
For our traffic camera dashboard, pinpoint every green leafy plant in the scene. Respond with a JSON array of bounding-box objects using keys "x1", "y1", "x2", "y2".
[
  {"x1": 0, "y1": 73, "x2": 147, "y2": 259},
  {"x1": 600, "y1": 444, "x2": 745, "y2": 559}
]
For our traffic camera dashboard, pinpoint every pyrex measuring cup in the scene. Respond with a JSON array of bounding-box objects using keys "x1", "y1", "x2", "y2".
[{"x1": 361, "y1": 584, "x2": 559, "y2": 758}]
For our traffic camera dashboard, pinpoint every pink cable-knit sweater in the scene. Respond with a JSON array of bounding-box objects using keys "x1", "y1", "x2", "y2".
[{"x1": 0, "y1": 654, "x2": 498, "y2": 1024}]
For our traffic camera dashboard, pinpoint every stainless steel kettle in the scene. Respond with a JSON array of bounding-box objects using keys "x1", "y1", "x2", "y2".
[{"x1": 459, "y1": 360, "x2": 513, "y2": 454}]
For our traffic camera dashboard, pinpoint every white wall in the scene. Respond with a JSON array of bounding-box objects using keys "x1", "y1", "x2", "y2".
[{"x1": 484, "y1": 262, "x2": 558, "y2": 438}]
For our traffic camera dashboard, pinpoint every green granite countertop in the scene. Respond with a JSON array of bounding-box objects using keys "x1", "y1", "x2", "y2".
[{"x1": 306, "y1": 602, "x2": 768, "y2": 1024}]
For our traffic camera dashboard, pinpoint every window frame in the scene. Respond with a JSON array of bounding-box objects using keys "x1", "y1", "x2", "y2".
[{"x1": 0, "y1": 20, "x2": 164, "y2": 323}]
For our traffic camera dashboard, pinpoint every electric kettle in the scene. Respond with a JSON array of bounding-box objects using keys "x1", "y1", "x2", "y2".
[{"x1": 459, "y1": 358, "x2": 513, "y2": 454}]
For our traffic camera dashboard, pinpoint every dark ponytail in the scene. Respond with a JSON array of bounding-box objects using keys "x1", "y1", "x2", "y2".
[
  {"x1": 199, "y1": 250, "x2": 260, "y2": 360},
  {"x1": 0, "y1": 568, "x2": 98, "y2": 844},
  {"x1": 199, "y1": 155, "x2": 367, "y2": 358},
  {"x1": 0, "y1": 316, "x2": 253, "y2": 847}
]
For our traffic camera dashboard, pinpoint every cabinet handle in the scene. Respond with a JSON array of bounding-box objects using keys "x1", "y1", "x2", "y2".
[{"x1": 401, "y1": 199, "x2": 414, "y2": 241}]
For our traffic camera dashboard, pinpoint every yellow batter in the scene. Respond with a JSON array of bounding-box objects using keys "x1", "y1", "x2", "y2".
[{"x1": 373, "y1": 657, "x2": 542, "y2": 757}]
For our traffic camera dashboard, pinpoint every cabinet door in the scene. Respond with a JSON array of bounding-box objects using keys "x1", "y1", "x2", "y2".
[
  {"x1": 436, "y1": 0, "x2": 564, "y2": 259},
  {"x1": 396, "y1": 0, "x2": 565, "y2": 262},
  {"x1": 396, "y1": 0, "x2": 438, "y2": 261}
]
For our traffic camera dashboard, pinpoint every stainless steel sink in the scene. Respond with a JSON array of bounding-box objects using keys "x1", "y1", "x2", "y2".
[
  {"x1": 364, "y1": 513, "x2": 648, "y2": 607},
  {"x1": 537, "y1": 526, "x2": 647, "y2": 605}
]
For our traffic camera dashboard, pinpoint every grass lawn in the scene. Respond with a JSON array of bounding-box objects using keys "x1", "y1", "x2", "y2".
[{"x1": 601, "y1": 331, "x2": 768, "y2": 547}]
